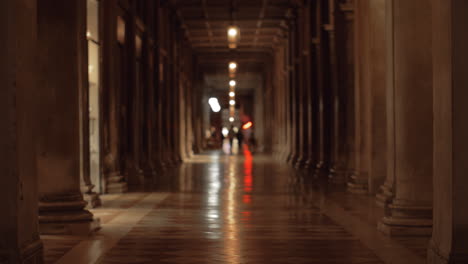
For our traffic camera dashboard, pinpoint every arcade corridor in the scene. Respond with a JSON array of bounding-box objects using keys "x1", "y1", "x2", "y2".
[
  {"x1": 2, "y1": 0, "x2": 468, "y2": 263},
  {"x1": 42, "y1": 152, "x2": 426, "y2": 264}
]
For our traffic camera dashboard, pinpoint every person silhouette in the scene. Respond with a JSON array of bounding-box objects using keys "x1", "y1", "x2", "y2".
[
  {"x1": 236, "y1": 130, "x2": 244, "y2": 152},
  {"x1": 228, "y1": 126, "x2": 235, "y2": 154}
]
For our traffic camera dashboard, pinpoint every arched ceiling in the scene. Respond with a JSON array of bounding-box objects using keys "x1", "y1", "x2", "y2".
[{"x1": 172, "y1": 0, "x2": 296, "y2": 53}]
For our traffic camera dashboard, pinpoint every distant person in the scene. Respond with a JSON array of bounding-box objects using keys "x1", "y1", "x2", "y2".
[
  {"x1": 228, "y1": 126, "x2": 235, "y2": 154},
  {"x1": 237, "y1": 130, "x2": 244, "y2": 152}
]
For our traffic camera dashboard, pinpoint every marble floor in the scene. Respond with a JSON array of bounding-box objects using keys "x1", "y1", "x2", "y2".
[{"x1": 43, "y1": 150, "x2": 429, "y2": 264}]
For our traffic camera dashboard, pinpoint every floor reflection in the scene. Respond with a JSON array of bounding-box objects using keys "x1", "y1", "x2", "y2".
[{"x1": 94, "y1": 151, "x2": 426, "y2": 264}]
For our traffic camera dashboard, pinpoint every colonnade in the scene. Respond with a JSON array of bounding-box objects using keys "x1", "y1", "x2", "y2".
[
  {"x1": 269, "y1": 0, "x2": 468, "y2": 262},
  {"x1": 0, "y1": 0, "x2": 202, "y2": 261}
]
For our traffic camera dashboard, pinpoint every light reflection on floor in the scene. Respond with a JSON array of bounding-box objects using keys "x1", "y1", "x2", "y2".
[{"x1": 43, "y1": 151, "x2": 429, "y2": 264}]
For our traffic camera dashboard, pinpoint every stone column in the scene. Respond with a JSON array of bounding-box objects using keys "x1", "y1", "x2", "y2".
[
  {"x1": 331, "y1": 0, "x2": 355, "y2": 183},
  {"x1": 294, "y1": 5, "x2": 306, "y2": 167},
  {"x1": 338, "y1": 0, "x2": 356, "y2": 183},
  {"x1": 347, "y1": 0, "x2": 371, "y2": 194},
  {"x1": 279, "y1": 44, "x2": 289, "y2": 160},
  {"x1": 326, "y1": 0, "x2": 345, "y2": 182},
  {"x1": 178, "y1": 73, "x2": 187, "y2": 161},
  {"x1": 191, "y1": 72, "x2": 203, "y2": 154},
  {"x1": 102, "y1": 0, "x2": 128, "y2": 193},
  {"x1": 275, "y1": 41, "x2": 291, "y2": 160},
  {"x1": 368, "y1": 0, "x2": 388, "y2": 194},
  {"x1": 143, "y1": 37, "x2": 157, "y2": 179},
  {"x1": 127, "y1": 3, "x2": 144, "y2": 185},
  {"x1": 0, "y1": 0, "x2": 43, "y2": 261},
  {"x1": 312, "y1": 0, "x2": 331, "y2": 178},
  {"x1": 377, "y1": 0, "x2": 433, "y2": 236},
  {"x1": 162, "y1": 53, "x2": 175, "y2": 167},
  {"x1": 153, "y1": 1, "x2": 167, "y2": 171},
  {"x1": 287, "y1": 17, "x2": 299, "y2": 164},
  {"x1": 185, "y1": 60, "x2": 194, "y2": 158},
  {"x1": 37, "y1": 0, "x2": 99, "y2": 235},
  {"x1": 302, "y1": 4, "x2": 314, "y2": 169},
  {"x1": 174, "y1": 30, "x2": 183, "y2": 164},
  {"x1": 296, "y1": 4, "x2": 312, "y2": 169},
  {"x1": 376, "y1": 0, "x2": 396, "y2": 207},
  {"x1": 429, "y1": 0, "x2": 468, "y2": 262},
  {"x1": 308, "y1": 1, "x2": 320, "y2": 172}
]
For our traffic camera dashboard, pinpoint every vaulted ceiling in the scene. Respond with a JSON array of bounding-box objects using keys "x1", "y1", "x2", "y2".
[{"x1": 174, "y1": 0, "x2": 295, "y2": 53}]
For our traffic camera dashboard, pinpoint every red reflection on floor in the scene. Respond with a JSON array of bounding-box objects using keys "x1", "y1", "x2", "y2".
[
  {"x1": 241, "y1": 211, "x2": 252, "y2": 221},
  {"x1": 243, "y1": 148, "x2": 253, "y2": 193},
  {"x1": 243, "y1": 194, "x2": 252, "y2": 204}
]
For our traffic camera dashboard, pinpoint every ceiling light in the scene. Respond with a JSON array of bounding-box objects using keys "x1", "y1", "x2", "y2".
[
  {"x1": 229, "y1": 100, "x2": 236, "y2": 106},
  {"x1": 227, "y1": 26, "x2": 240, "y2": 49},
  {"x1": 229, "y1": 62, "x2": 237, "y2": 70},
  {"x1": 228, "y1": 28, "x2": 238, "y2": 37},
  {"x1": 229, "y1": 80, "x2": 236, "y2": 87},
  {"x1": 229, "y1": 91, "x2": 235, "y2": 97}
]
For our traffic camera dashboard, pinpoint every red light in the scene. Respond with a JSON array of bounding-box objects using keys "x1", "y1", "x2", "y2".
[{"x1": 242, "y1": 121, "x2": 253, "y2": 130}]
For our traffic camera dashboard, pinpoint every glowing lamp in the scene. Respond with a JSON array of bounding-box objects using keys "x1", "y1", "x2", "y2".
[
  {"x1": 229, "y1": 80, "x2": 236, "y2": 87},
  {"x1": 229, "y1": 62, "x2": 237, "y2": 77},
  {"x1": 228, "y1": 27, "x2": 238, "y2": 37},
  {"x1": 229, "y1": 91, "x2": 235, "y2": 97},
  {"x1": 222, "y1": 127, "x2": 229, "y2": 137},
  {"x1": 229, "y1": 100, "x2": 236, "y2": 106},
  {"x1": 242, "y1": 121, "x2": 253, "y2": 130},
  {"x1": 227, "y1": 26, "x2": 240, "y2": 49},
  {"x1": 229, "y1": 62, "x2": 237, "y2": 70}
]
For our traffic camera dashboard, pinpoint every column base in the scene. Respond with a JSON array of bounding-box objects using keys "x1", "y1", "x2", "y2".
[
  {"x1": 163, "y1": 152, "x2": 177, "y2": 168},
  {"x1": 378, "y1": 217, "x2": 432, "y2": 236},
  {"x1": 375, "y1": 184, "x2": 394, "y2": 208},
  {"x1": 302, "y1": 159, "x2": 315, "y2": 170},
  {"x1": 378, "y1": 203, "x2": 432, "y2": 236},
  {"x1": 142, "y1": 165, "x2": 157, "y2": 178},
  {"x1": 427, "y1": 239, "x2": 468, "y2": 264},
  {"x1": 173, "y1": 153, "x2": 183, "y2": 165},
  {"x1": 40, "y1": 217, "x2": 100, "y2": 236},
  {"x1": 21, "y1": 239, "x2": 44, "y2": 263},
  {"x1": 279, "y1": 150, "x2": 288, "y2": 162},
  {"x1": 106, "y1": 173, "x2": 128, "y2": 193},
  {"x1": 0, "y1": 240, "x2": 43, "y2": 263},
  {"x1": 313, "y1": 162, "x2": 328, "y2": 178},
  {"x1": 39, "y1": 195, "x2": 101, "y2": 235},
  {"x1": 347, "y1": 173, "x2": 368, "y2": 194},
  {"x1": 84, "y1": 192, "x2": 101, "y2": 208},
  {"x1": 193, "y1": 145, "x2": 201, "y2": 154},
  {"x1": 126, "y1": 165, "x2": 145, "y2": 186},
  {"x1": 328, "y1": 169, "x2": 348, "y2": 184},
  {"x1": 154, "y1": 161, "x2": 166, "y2": 174},
  {"x1": 0, "y1": 239, "x2": 44, "y2": 264},
  {"x1": 294, "y1": 155, "x2": 308, "y2": 169},
  {"x1": 290, "y1": 154, "x2": 300, "y2": 165}
]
